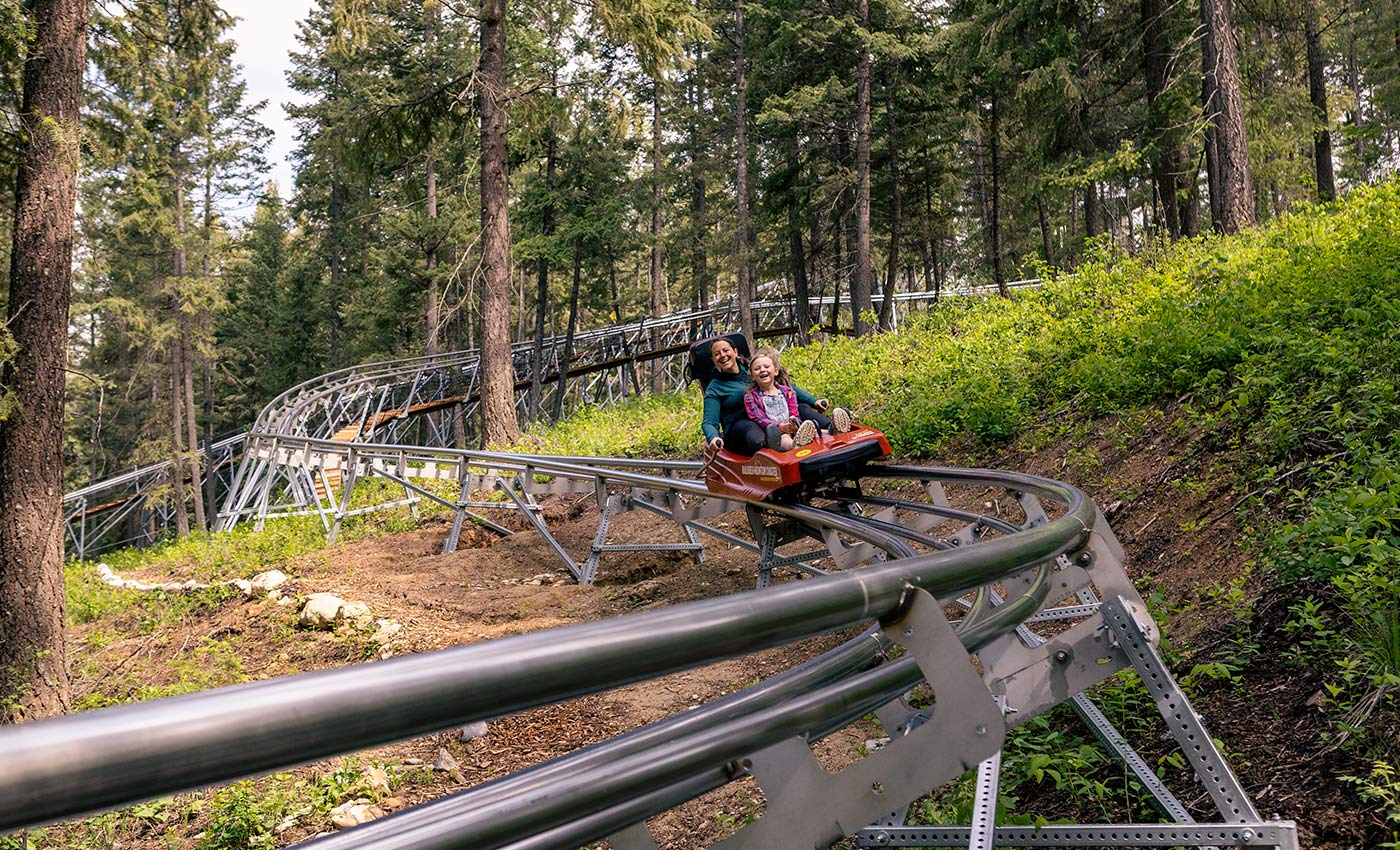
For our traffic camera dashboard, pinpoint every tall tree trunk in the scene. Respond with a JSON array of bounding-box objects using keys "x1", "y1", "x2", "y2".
[
  {"x1": 200, "y1": 161, "x2": 216, "y2": 522},
  {"x1": 1142, "y1": 0, "x2": 1183, "y2": 239},
  {"x1": 852, "y1": 0, "x2": 874, "y2": 335},
  {"x1": 170, "y1": 177, "x2": 191, "y2": 537},
  {"x1": 182, "y1": 323, "x2": 205, "y2": 531},
  {"x1": 609, "y1": 254, "x2": 641, "y2": 394},
  {"x1": 478, "y1": 0, "x2": 520, "y2": 446},
  {"x1": 1201, "y1": 0, "x2": 1255, "y2": 232},
  {"x1": 1305, "y1": 0, "x2": 1336, "y2": 201},
  {"x1": 529, "y1": 121, "x2": 556, "y2": 421},
  {"x1": 1346, "y1": 0, "x2": 1365, "y2": 174},
  {"x1": 650, "y1": 80, "x2": 664, "y2": 391},
  {"x1": 687, "y1": 44, "x2": 710, "y2": 334},
  {"x1": 1181, "y1": 146, "x2": 1201, "y2": 237},
  {"x1": 830, "y1": 197, "x2": 844, "y2": 330},
  {"x1": 734, "y1": 0, "x2": 753, "y2": 340},
  {"x1": 0, "y1": 0, "x2": 86, "y2": 724},
  {"x1": 553, "y1": 240, "x2": 582, "y2": 422},
  {"x1": 327, "y1": 178, "x2": 345, "y2": 369},
  {"x1": 879, "y1": 67, "x2": 901, "y2": 332},
  {"x1": 989, "y1": 93, "x2": 1007, "y2": 297},
  {"x1": 1037, "y1": 194, "x2": 1055, "y2": 267},
  {"x1": 426, "y1": 156, "x2": 441, "y2": 355},
  {"x1": 1201, "y1": 31, "x2": 1225, "y2": 234},
  {"x1": 786, "y1": 142, "x2": 811, "y2": 344}
]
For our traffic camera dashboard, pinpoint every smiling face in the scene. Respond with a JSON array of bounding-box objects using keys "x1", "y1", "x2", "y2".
[
  {"x1": 750, "y1": 355, "x2": 777, "y2": 390},
  {"x1": 712, "y1": 340, "x2": 739, "y2": 373}
]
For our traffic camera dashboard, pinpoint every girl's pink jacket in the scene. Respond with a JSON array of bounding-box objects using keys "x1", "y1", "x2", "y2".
[{"x1": 744, "y1": 384, "x2": 799, "y2": 428}]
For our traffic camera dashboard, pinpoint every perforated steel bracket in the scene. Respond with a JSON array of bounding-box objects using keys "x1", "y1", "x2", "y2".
[
  {"x1": 1100, "y1": 595, "x2": 1262, "y2": 825},
  {"x1": 715, "y1": 588, "x2": 1004, "y2": 849}
]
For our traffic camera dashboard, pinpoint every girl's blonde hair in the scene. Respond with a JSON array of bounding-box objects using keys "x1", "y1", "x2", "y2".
[{"x1": 749, "y1": 347, "x2": 791, "y2": 386}]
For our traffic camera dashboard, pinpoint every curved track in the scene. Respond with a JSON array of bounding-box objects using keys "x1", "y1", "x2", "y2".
[{"x1": 23, "y1": 285, "x2": 1297, "y2": 849}]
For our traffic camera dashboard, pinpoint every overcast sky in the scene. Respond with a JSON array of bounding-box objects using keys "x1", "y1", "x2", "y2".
[{"x1": 228, "y1": 0, "x2": 316, "y2": 211}]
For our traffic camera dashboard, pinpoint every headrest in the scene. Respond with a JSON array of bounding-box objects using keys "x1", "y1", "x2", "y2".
[{"x1": 688, "y1": 333, "x2": 751, "y2": 391}]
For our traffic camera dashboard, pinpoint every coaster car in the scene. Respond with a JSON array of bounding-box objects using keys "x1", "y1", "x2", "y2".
[{"x1": 689, "y1": 335, "x2": 891, "y2": 502}]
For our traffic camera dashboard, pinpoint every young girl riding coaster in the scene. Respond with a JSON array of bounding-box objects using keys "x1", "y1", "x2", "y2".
[{"x1": 743, "y1": 347, "x2": 851, "y2": 451}]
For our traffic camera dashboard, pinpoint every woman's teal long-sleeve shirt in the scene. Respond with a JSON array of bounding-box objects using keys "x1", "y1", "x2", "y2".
[{"x1": 701, "y1": 368, "x2": 817, "y2": 441}]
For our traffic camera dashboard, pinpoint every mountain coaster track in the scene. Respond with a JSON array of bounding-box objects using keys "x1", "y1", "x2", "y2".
[{"x1": 18, "y1": 287, "x2": 1298, "y2": 849}]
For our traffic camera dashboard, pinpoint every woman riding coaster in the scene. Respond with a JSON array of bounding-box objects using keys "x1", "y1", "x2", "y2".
[
  {"x1": 701, "y1": 338, "x2": 848, "y2": 456},
  {"x1": 743, "y1": 347, "x2": 851, "y2": 450}
]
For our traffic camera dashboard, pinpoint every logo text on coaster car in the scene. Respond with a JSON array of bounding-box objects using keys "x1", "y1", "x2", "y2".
[{"x1": 742, "y1": 462, "x2": 781, "y2": 480}]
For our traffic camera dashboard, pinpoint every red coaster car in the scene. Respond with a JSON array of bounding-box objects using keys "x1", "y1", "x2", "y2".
[{"x1": 690, "y1": 335, "x2": 891, "y2": 502}]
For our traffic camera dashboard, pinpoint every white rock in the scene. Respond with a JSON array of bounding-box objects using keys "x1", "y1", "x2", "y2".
[
  {"x1": 530, "y1": 573, "x2": 554, "y2": 585},
  {"x1": 277, "y1": 595, "x2": 298, "y2": 607},
  {"x1": 232, "y1": 579, "x2": 253, "y2": 596},
  {"x1": 329, "y1": 799, "x2": 384, "y2": 829},
  {"x1": 371, "y1": 619, "x2": 401, "y2": 645},
  {"x1": 160, "y1": 582, "x2": 183, "y2": 592},
  {"x1": 251, "y1": 570, "x2": 288, "y2": 593},
  {"x1": 341, "y1": 601, "x2": 372, "y2": 621},
  {"x1": 362, "y1": 765, "x2": 392, "y2": 795},
  {"x1": 460, "y1": 720, "x2": 489, "y2": 742},
  {"x1": 299, "y1": 593, "x2": 346, "y2": 629}
]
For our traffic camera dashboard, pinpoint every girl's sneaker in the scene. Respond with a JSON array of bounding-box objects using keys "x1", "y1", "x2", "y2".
[
  {"x1": 779, "y1": 434, "x2": 795, "y2": 452},
  {"x1": 794, "y1": 419, "x2": 818, "y2": 446},
  {"x1": 830, "y1": 407, "x2": 852, "y2": 434}
]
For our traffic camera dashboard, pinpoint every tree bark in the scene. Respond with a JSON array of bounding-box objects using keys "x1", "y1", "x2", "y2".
[
  {"x1": 650, "y1": 80, "x2": 664, "y2": 391},
  {"x1": 529, "y1": 120, "x2": 556, "y2": 422},
  {"x1": 1346, "y1": 0, "x2": 1364, "y2": 174},
  {"x1": 989, "y1": 94, "x2": 1007, "y2": 297},
  {"x1": 734, "y1": 0, "x2": 753, "y2": 341},
  {"x1": 182, "y1": 322, "x2": 205, "y2": 531},
  {"x1": 1201, "y1": 0, "x2": 1255, "y2": 232},
  {"x1": 1037, "y1": 194, "x2": 1055, "y2": 267},
  {"x1": 1142, "y1": 0, "x2": 1183, "y2": 239},
  {"x1": 170, "y1": 176, "x2": 191, "y2": 538},
  {"x1": 0, "y1": 0, "x2": 86, "y2": 724},
  {"x1": 852, "y1": 0, "x2": 874, "y2": 335},
  {"x1": 878, "y1": 66, "x2": 901, "y2": 332},
  {"x1": 426, "y1": 155, "x2": 441, "y2": 355},
  {"x1": 478, "y1": 0, "x2": 520, "y2": 446},
  {"x1": 1304, "y1": 0, "x2": 1336, "y2": 201},
  {"x1": 553, "y1": 240, "x2": 582, "y2": 423},
  {"x1": 786, "y1": 142, "x2": 811, "y2": 344}
]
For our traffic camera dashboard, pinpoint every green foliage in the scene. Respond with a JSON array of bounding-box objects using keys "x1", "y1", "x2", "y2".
[
  {"x1": 0, "y1": 326, "x2": 15, "y2": 422},
  {"x1": 197, "y1": 761, "x2": 397, "y2": 850},
  {"x1": 1343, "y1": 761, "x2": 1400, "y2": 848},
  {"x1": 75, "y1": 638, "x2": 246, "y2": 712}
]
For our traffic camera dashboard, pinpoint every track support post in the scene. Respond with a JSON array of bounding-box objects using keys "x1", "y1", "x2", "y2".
[{"x1": 715, "y1": 588, "x2": 1004, "y2": 849}]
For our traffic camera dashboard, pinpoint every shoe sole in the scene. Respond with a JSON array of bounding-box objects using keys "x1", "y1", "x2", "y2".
[
  {"x1": 794, "y1": 420, "x2": 818, "y2": 446},
  {"x1": 830, "y1": 408, "x2": 851, "y2": 434}
]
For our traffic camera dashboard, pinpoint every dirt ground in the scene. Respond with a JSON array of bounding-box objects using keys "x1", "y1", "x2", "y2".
[{"x1": 50, "y1": 401, "x2": 1377, "y2": 849}]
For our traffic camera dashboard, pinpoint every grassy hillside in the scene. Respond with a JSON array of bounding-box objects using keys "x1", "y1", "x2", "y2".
[{"x1": 526, "y1": 181, "x2": 1400, "y2": 842}]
